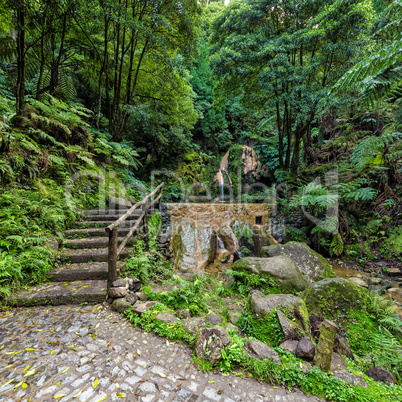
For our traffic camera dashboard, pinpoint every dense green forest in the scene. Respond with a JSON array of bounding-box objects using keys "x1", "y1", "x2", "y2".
[
  {"x1": 1, "y1": 0, "x2": 401, "y2": 294},
  {"x1": 0, "y1": 0, "x2": 401, "y2": 399}
]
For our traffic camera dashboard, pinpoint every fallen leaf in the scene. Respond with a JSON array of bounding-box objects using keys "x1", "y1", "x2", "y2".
[
  {"x1": 60, "y1": 367, "x2": 70, "y2": 374},
  {"x1": 208, "y1": 381, "x2": 214, "y2": 384},
  {"x1": 93, "y1": 378, "x2": 98, "y2": 389},
  {"x1": 54, "y1": 394, "x2": 67, "y2": 399}
]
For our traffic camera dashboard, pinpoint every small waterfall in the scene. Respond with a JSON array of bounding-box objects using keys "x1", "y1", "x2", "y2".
[{"x1": 219, "y1": 183, "x2": 224, "y2": 202}]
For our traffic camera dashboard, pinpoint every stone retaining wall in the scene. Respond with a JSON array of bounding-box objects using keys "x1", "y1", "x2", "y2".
[{"x1": 165, "y1": 203, "x2": 273, "y2": 234}]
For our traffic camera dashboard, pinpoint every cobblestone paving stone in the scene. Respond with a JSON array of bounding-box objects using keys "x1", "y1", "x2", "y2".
[{"x1": 0, "y1": 304, "x2": 321, "y2": 402}]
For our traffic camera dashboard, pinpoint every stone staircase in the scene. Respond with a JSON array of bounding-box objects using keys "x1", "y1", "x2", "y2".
[{"x1": 11, "y1": 208, "x2": 147, "y2": 307}]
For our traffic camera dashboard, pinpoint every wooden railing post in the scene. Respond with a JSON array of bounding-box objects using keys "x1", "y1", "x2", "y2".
[{"x1": 107, "y1": 227, "x2": 118, "y2": 290}]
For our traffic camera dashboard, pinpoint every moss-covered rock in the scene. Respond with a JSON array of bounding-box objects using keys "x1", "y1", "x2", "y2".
[
  {"x1": 250, "y1": 290, "x2": 310, "y2": 330},
  {"x1": 232, "y1": 256, "x2": 309, "y2": 292},
  {"x1": 302, "y1": 278, "x2": 370, "y2": 319},
  {"x1": 262, "y1": 242, "x2": 334, "y2": 283}
]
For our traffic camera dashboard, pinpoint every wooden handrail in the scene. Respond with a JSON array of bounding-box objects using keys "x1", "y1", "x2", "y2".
[
  {"x1": 116, "y1": 192, "x2": 163, "y2": 256},
  {"x1": 106, "y1": 183, "x2": 164, "y2": 290},
  {"x1": 105, "y1": 182, "x2": 164, "y2": 232}
]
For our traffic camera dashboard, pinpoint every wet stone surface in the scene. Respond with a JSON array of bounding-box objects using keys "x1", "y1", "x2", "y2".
[{"x1": 0, "y1": 305, "x2": 321, "y2": 401}]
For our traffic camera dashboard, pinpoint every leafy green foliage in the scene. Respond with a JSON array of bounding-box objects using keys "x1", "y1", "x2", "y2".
[
  {"x1": 125, "y1": 303, "x2": 196, "y2": 345},
  {"x1": 125, "y1": 240, "x2": 172, "y2": 284}
]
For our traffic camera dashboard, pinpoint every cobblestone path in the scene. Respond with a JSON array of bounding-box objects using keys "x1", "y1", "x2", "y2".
[{"x1": 0, "y1": 304, "x2": 321, "y2": 402}]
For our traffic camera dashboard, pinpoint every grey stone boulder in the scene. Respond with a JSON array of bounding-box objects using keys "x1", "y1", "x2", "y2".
[
  {"x1": 232, "y1": 256, "x2": 309, "y2": 292},
  {"x1": 176, "y1": 309, "x2": 191, "y2": 319},
  {"x1": 155, "y1": 313, "x2": 178, "y2": 324},
  {"x1": 262, "y1": 242, "x2": 334, "y2": 283},
  {"x1": 347, "y1": 277, "x2": 368, "y2": 288},
  {"x1": 331, "y1": 353, "x2": 347, "y2": 371},
  {"x1": 365, "y1": 367, "x2": 395, "y2": 384},
  {"x1": 279, "y1": 340, "x2": 298, "y2": 355},
  {"x1": 195, "y1": 328, "x2": 231, "y2": 365},
  {"x1": 182, "y1": 317, "x2": 205, "y2": 335},
  {"x1": 334, "y1": 334, "x2": 354, "y2": 360},
  {"x1": 171, "y1": 221, "x2": 217, "y2": 273},
  {"x1": 132, "y1": 301, "x2": 158, "y2": 315},
  {"x1": 108, "y1": 287, "x2": 127, "y2": 299},
  {"x1": 295, "y1": 337, "x2": 315, "y2": 362},
  {"x1": 218, "y1": 225, "x2": 239, "y2": 254},
  {"x1": 250, "y1": 291, "x2": 309, "y2": 329},
  {"x1": 276, "y1": 310, "x2": 302, "y2": 338},
  {"x1": 333, "y1": 370, "x2": 368, "y2": 387},
  {"x1": 126, "y1": 277, "x2": 141, "y2": 292},
  {"x1": 206, "y1": 314, "x2": 222, "y2": 326},
  {"x1": 111, "y1": 297, "x2": 132, "y2": 313},
  {"x1": 112, "y1": 278, "x2": 125, "y2": 288},
  {"x1": 244, "y1": 340, "x2": 281, "y2": 364}
]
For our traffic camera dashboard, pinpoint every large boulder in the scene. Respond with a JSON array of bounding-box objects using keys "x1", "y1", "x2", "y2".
[
  {"x1": 250, "y1": 290, "x2": 309, "y2": 330},
  {"x1": 244, "y1": 340, "x2": 281, "y2": 364},
  {"x1": 302, "y1": 278, "x2": 370, "y2": 319},
  {"x1": 365, "y1": 367, "x2": 395, "y2": 384},
  {"x1": 172, "y1": 221, "x2": 217, "y2": 273},
  {"x1": 195, "y1": 328, "x2": 231, "y2": 365},
  {"x1": 232, "y1": 256, "x2": 309, "y2": 292},
  {"x1": 262, "y1": 242, "x2": 334, "y2": 283},
  {"x1": 218, "y1": 225, "x2": 239, "y2": 254}
]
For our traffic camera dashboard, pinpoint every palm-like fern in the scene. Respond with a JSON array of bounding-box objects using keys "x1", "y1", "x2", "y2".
[{"x1": 334, "y1": 1, "x2": 402, "y2": 106}]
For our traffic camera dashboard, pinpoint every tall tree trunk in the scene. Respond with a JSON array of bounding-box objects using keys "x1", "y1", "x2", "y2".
[{"x1": 16, "y1": 0, "x2": 25, "y2": 114}]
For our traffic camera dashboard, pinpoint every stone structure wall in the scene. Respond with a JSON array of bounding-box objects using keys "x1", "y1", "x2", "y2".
[{"x1": 165, "y1": 203, "x2": 273, "y2": 235}]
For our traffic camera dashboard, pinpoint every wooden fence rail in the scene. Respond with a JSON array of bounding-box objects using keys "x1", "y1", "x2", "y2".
[{"x1": 105, "y1": 183, "x2": 164, "y2": 290}]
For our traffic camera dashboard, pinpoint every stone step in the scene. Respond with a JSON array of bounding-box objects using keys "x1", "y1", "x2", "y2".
[
  {"x1": 83, "y1": 213, "x2": 143, "y2": 221},
  {"x1": 63, "y1": 237, "x2": 135, "y2": 249},
  {"x1": 61, "y1": 247, "x2": 134, "y2": 263},
  {"x1": 64, "y1": 227, "x2": 132, "y2": 238},
  {"x1": 10, "y1": 280, "x2": 107, "y2": 307},
  {"x1": 48, "y1": 261, "x2": 127, "y2": 282},
  {"x1": 83, "y1": 209, "x2": 130, "y2": 216},
  {"x1": 75, "y1": 220, "x2": 144, "y2": 229}
]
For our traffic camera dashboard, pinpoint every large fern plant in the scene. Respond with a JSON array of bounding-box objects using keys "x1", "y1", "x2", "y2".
[{"x1": 334, "y1": 0, "x2": 402, "y2": 106}]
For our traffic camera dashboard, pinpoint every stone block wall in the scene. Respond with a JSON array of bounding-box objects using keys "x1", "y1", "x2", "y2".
[{"x1": 165, "y1": 203, "x2": 273, "y2": 235}]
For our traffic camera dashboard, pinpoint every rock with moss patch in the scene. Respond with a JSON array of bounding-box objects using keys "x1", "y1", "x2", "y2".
[
  {"x1": 334, "y1": 334, "x2": 354, "y2": 360},
  {"x1": 262, "y1": 242, "x2": 334, "y2": 283},
  {"x1": 111, "y1": 297, "x2": 132, "y2": 313},
  {"x1": 276, "y1": 310, "x2": 302, "y2": 338},
  {"x1": 244, "y1": 340, "x2": 281, "y2": 363},
  {"x1": 302, "y1": 278, "x2": 370, "y2": 319},
  {"x1": 182, "y1": 317, "x2": 205, "y2": 335},
  {"x1": 250, "y1": 290, "x2": 309, "y2": 330},
  {"x1": 196, "y1": 327, "x2": 231, "y2": 365},
  {"x1": 232, "y1": 256, "x2": 309, "y2": 292},
  {"x1": 347, "y1": 277, "x2": 368, "y2": 288},
  {"x1": 155, "y1": 312, "x2": 178, "y2": 324},
  {"x1": 172, "y1": 221, "x2": 217, "y2": 273},
  {"x1": 206, "y1": 314, "x2": 222, "y2": 326}
]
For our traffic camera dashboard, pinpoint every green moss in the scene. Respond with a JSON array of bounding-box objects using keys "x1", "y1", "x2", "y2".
[{"x1": 303, "y1": 278, "x2": 370, "y2": 320}]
